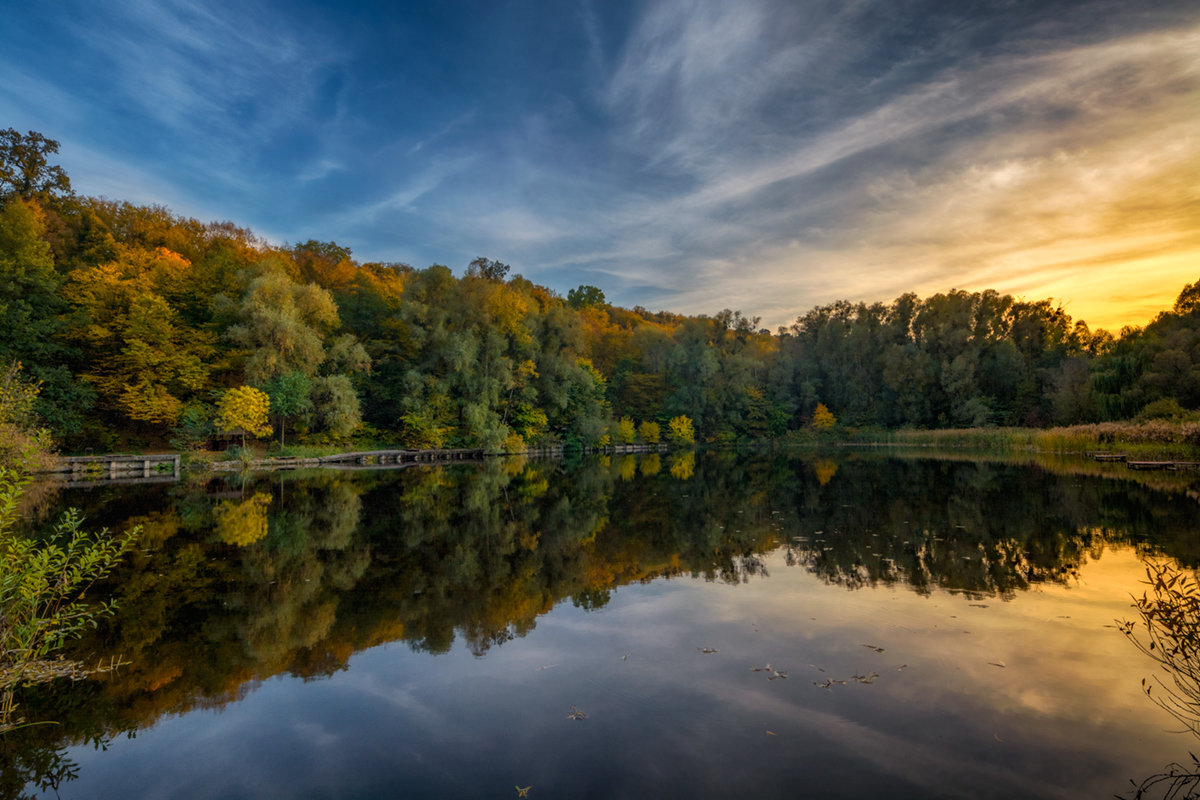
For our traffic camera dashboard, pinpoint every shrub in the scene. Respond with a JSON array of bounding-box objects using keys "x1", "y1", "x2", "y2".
[{"x1": 0, "y1": 468, "x2": 139, "y2": 731}]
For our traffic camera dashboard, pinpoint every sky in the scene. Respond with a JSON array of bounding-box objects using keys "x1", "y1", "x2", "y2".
[{"x1": 1, "y1": 0, "x2": 1197, "y2": 331}]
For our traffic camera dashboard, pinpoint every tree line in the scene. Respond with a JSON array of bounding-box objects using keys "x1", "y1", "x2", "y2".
[{"x1": 1, "y1": 129, "x2": 1197, "y2": 453}]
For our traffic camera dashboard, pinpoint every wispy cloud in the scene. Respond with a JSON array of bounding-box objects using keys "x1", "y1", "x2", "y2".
[{"x1": 556, "y1": 8, "x2": 1200, "y2": 328}]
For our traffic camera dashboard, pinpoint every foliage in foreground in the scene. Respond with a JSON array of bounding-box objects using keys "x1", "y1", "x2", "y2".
[
  {"x1": 1117, "y1": 562, "x2": 1200, "y2": 799},
  {"x1": 0, "y1": 468, "x2": 138, "y2": 733}
]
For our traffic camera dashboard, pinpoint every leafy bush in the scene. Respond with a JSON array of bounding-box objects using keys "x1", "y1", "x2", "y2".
[{"x1": 0, "y1": 468, "x2": 139, "y2": 731}]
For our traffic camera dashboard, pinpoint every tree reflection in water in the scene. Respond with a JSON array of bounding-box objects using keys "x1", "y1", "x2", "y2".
[
  {"x1": 5, "y1": 452, "x2": 1200, "y2": 798},
  {"x1": 1117, "y1": 562, "x2": 1200, "y2": 799}
]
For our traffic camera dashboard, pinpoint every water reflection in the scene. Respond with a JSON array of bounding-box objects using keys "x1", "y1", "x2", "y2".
[{"x1": 4, "y1": 452, "x2": 1200, "y2": 798}]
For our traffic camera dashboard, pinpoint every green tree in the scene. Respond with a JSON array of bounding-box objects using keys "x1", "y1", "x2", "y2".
[
  {"x1": 262, "y1": 371, "x2": 313, "y2": 445},
  {"x1": 567, "y1": 285, "x2": 606, "y2": 309},
  {"x1": 466, "y1": 256, "x2": 510, "y2": 282},
  {"x1": 0, "y1": 129, "x2": 72, "y2": 205},
  {"x1": 309, "y1": 375, "x2": 362, "y2": 440},
  {"x1": 226, "y1": 263, "x2": 340, "y2": 384},
  {"x1": 0, "y1": 199, "x2": 89, "y2": 434}
]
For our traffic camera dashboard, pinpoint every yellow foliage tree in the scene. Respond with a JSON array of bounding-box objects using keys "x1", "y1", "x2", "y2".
[
  {"x1": 638, "y1": 420, "x2": 660, "y2": 445},
  {"x1": 615, "y1": 417, "x2": 636, "y2": 445},
  {"x1": 215, "y1": 386, "x2": 272, "y2": 448},
  {"x1": 667, "y1": 415, "x2": 695, "y2": 445},
  {"x1": 811, "y1": 402, "x2": 836, "y2": 430}
]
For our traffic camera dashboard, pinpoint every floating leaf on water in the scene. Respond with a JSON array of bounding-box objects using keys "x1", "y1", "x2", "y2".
[
  {"x1": 768, "y1": 670, "x2": 788, "y2": 681},
  {"x1": 988, "y1": 661, "x2": 1006, "y2": 668},
  {"x1": 567, "y1": 706, "x2": 587, "y2": 720},
  {"x1": 765, "y1": 730, "x2": 777, "y2": 736},
  {"x1": 862, "y1": 644, "x2": 885, "y2": 653},
  {"x1": 697, "y1": 647, "x2": 718, "y2": 654},
  {"x1": 897, "y1": 664, "x2": 908, "y2": 671},
  {"x1": 536, "y1": 664, "x2": 559, "y2": 671},
  {"x1": 969, "y1": 604, "x2": 989, "y2": 608},
  {"x1": 516, "y1": 786, "x2": 533, "y2": 797}
]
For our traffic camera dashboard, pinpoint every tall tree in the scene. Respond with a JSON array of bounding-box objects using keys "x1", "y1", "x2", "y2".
[{"x1": 0, "y1": 129, "x2": 72, "y2": 205}]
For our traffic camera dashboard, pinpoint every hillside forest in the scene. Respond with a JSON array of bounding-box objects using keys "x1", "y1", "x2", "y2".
[{"x1": 1, "y1": 129, "x2": 1197, "y2": 456}]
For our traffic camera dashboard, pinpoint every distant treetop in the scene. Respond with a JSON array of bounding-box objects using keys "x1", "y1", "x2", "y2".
[{"x1": 0, "y1": 128, "x2": 72, "y2": 204}]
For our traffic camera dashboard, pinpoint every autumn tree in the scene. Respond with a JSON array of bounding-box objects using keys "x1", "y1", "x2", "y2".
[
  {"x1": 667, "y1": 415, "x2": 695, "y2": 445},
  {"x1": 0, "y1": 362, "x2": 54, "y2": 470},
  {"x1": 226, "y1": 260, "x2": 369, "y2": 439},
  {"x1": 215, "y1": 386, "x2": 272, "y2": 448},
  {"x1": 811, "y1": 403, "x2": 836, "y2": 430},
  {"x1": 64, "y1": 247, "x2": 213, "y2": 427}
]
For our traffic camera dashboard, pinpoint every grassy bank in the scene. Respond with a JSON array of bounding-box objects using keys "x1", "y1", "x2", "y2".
[{"x1": 788, "y1": 420, "x2": 1200, "y2": 459}]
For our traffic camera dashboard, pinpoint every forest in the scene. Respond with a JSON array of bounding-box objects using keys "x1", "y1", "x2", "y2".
[{"x1": 1, "y1": 128, "x2": 1198, "y2": 457}]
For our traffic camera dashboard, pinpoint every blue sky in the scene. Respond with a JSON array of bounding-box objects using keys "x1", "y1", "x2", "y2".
[{"x1": 2, "y1": 0, "x2": 1197, "y2": 329}]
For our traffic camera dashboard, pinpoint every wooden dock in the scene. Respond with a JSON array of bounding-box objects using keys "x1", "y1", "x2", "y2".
[
  {"x1": 41, "y1": 453, "x2": 182, "y2": 480},
  {"x1": 1088, "y1": 452, "x2": 1200, "y2": 471},
  {"x1": 36, "y1": 443, "x2": 671, "y2": 480},
  {"x1": 1127, "y1": 460, "x2": 1200, "y2": 471}
]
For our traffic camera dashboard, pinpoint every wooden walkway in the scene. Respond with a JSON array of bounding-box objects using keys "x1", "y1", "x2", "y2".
[
  {"x1": 41, "y1": 453, "x2": 181, "y2": 479},
  {"x1": 36, "y1": 443, "x2": 671, "y2": 482},
  {"x1": 1087, "y1": 452, "x2": 1200, "y2": 471}
]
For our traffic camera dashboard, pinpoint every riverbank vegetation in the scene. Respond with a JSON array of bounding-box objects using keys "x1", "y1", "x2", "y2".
[
  {"x1": 3, "y1": 129, "x2": 1199, "y2": 459},
  {"x1": 0, "y1": 468, "x2": 138, "y2": 734}
]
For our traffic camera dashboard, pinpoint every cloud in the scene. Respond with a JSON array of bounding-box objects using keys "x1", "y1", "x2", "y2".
[
  {"x1": 2, "y1": 0, "x2": 1194, "y2": 327},
  {"x1": 559, "y1": 9, "x2": 1200, "y2": 327}
]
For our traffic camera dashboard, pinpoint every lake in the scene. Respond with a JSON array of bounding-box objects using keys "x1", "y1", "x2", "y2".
[{"x1": 5, "y1": 450, "x2": 1199, "y2": 799}]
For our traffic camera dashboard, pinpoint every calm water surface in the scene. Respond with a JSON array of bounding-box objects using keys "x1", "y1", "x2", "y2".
[{"x1": 5, "y1": 451, "x2": 1200, "y2": 799}]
